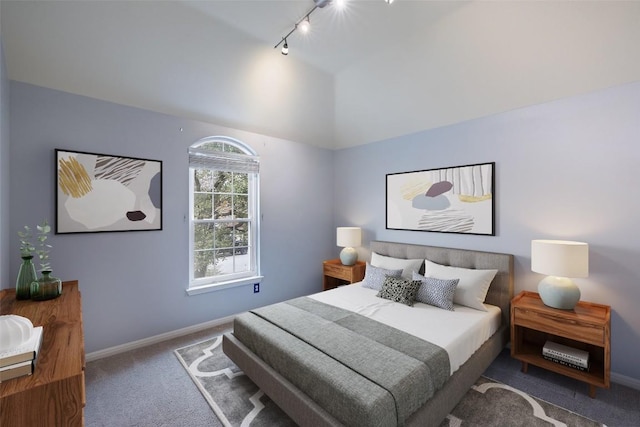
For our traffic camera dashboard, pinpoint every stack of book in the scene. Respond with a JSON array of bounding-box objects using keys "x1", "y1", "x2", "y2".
[
  {"x1": 0, "y1": 326, "x2": 43, "y2": 382},
  {"x1": 542, "y1": 340, "x2": 589, "y2": 372}
]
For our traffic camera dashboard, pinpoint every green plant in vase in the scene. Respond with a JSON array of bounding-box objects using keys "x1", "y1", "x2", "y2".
[
  {"x1": 30, "y1": 220, "x2": 62, "y2": 301},
  {"x1": 34, "y1": 220, "x2": 52, "y2": 272},
  {"x1": 15, "y1": 226, "x2": 37, "y2": 299}
]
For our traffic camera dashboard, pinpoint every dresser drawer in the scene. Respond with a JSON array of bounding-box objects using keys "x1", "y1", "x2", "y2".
[
  {"x1": 513, "y1": 307, "x2": 605, "y2": 346},
  {"x1": 324, "y1": 263, "x2": 352, "y2": 281}
]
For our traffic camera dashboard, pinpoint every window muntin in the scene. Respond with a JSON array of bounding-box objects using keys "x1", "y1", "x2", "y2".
[{"x1": 189, "y1": 137, "x2": 259, "y2": 289}]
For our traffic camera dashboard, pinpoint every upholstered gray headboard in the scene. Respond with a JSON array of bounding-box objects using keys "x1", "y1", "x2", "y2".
[{"x1": 370, "y1": 240, "x2": 514, "y2": 329}]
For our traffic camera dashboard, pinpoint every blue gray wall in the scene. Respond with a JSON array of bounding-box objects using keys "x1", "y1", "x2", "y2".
[
  {"x1": 7, "y1": 82, "x2": 335, "y2": 353},
  {"x1": 334, "y1": 81, "x2": 640, "y2": 385},
  {"x1": 0, "y1": 37, "x2": 9, "y2": 285},
  {"x1": 4, "y1": 75, "x2": 639, "y2": 385}
]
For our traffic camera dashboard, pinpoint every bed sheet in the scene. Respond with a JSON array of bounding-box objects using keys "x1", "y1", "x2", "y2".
[{"x1": 309, "y1": 282, "x2": 501, "y2": 374}]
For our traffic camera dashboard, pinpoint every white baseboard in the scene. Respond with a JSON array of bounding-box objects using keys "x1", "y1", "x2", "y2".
[
  {"x1": 85, "y1": 315, "x2": 235, "y2": 362},
  {"x1": 611, "y1": 371, "x2": 640, "y2": 391}
]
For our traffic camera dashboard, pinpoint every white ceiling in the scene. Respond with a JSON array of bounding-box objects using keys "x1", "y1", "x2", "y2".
[
  {"x1": 2, "y1": 1, "x2": 639, "y2": 150},
  {"x1": 181, "y1": 0, "x2": 453, "y2": 75}
]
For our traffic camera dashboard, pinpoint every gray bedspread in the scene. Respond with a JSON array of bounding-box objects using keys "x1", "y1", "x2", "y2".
[{"x1": 233, "y1": 297, "x2": 450, "y2": 427}]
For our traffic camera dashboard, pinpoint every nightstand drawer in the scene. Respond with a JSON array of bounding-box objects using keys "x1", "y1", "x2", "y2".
[
  {"x1": 322, "y1": 259, "x2": 366, "y2": 291},
  {"x1": 514, "y1": 307, "x2": 605, "y2": 346},
  {"x1": 323, "y1": 263, "x2": 353, "y2": 281}
]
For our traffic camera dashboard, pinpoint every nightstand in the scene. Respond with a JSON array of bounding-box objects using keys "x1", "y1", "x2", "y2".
[
  {"x1": 510, "y1": 291, "x2": 610, "y2": 398},
  {"x1": 322, "y1": 259, "x2": 365, "y2": 291}
]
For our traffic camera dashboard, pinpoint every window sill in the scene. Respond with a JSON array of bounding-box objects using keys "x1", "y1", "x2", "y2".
[{"x1": 186, "y1": 275, "x2": 263, "y2": 296}]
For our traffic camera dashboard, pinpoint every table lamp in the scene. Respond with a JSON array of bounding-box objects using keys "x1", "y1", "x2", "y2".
[
  {"x1": 336, "y1": 227, "x2": 361, "y2": 266},
  {"x1": 531, "y1": 239, "x2": 589, "y2": 310}
]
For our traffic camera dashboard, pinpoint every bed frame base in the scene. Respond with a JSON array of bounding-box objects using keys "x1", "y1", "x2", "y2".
[{"x1": 223, "y1": 325, "x2": 507, "y2": 427}]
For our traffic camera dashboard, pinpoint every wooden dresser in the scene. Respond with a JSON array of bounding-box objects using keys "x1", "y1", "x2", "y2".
[{"x1": 1, "y1": 280, "x2": 85, "y2": 426}]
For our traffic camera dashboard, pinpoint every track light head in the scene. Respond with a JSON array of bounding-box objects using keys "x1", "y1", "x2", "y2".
[
  {"x1": 281, "y1": 40, "x2": 289, "y2": 55},
  {"x1": 299, "y1": 16, "x2": 310, "y2": 33},
  {"x1": 385, "y1": 0, "x2": 395, "y2": 4}
]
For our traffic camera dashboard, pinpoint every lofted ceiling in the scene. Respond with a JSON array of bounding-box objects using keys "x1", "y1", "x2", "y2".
[
  {"x1": 181, "y1": 0, "x2": 450, "y2": 75},
  {"x1": 2, "y1": 1, "x2": 639, "y2": 150}
]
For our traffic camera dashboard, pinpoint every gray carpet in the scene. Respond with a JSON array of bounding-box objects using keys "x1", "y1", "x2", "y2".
[
  {"x1": 175, "y1": 336, "x2": 604, "y2": 427},
  {"x1": 485, "y1": 349, "x2": 640, "y2": 427},
  {"x1": 84, "y1": 325, "x2": 639, "y2": 427}
]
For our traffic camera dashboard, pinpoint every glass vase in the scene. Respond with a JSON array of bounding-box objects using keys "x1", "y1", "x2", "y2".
[
  {"x1": 16, "y1": 256, "x2": 37, "y2": 300},
  {"x1": 30, "y1": 271, "x2": 62, "y2": 301}
]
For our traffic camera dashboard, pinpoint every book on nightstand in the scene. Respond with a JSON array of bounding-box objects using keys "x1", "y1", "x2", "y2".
[
  {"x1": 543, "y1": 354, "x2": 589, "y2": 372},
  {"x1": 0, "y1": 326, "x2": 43, "y2": 368},
  {"x1": 542, "y1": 340, "x2": 589, "y2": 369},
  {"x1": 0, "y1": 359, "x2": 35, "y2": 382}
]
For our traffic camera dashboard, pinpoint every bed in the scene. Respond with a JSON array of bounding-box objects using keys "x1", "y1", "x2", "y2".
[{"x1": 223, "y1": 240, "x2": 514, "y2": 427}]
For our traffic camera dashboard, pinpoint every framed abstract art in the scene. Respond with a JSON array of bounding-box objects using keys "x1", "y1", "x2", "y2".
[
  {"x1": 386, "y1": 162, "x2": 495, "y2": 236},
  {"x1": 56, "y1": 149, "x2": 162, "y2": 234}
]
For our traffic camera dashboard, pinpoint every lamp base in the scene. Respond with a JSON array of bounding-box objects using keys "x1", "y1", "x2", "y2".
[
  {"x1": 538, "y1": 276, "x2": 581, "y2": 310},
  {"x1": 340, "y1": 247, "x2": 357, "y2": 266}
]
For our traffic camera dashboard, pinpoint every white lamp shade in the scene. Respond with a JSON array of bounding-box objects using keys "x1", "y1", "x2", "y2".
[
  {"x1": 336, "y1": 227, "x2": 361, "y2": 248},
  {"x1": 531, "y1": 240, "x2": 588, "y2": 278}
]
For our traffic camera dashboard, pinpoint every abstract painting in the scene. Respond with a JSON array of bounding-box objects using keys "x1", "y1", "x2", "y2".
[
  {"x1": 56, "y1": 149, "x2": 162, "y2": 233},
  {"x1": 386, "y1": 162, "x2": 495, "y2": 235}
]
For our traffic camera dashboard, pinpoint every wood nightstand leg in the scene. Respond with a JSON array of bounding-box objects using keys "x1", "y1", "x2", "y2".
[
  {"x1": 589, "y1": 385, "x2": 597, "y2": 399},
  {"x1": 521, "y1": 361, "x2": 528, "y2": 373}
]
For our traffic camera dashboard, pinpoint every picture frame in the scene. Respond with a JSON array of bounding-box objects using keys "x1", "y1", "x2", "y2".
[
  {"x1": 56, "y1": 149, "x2": 162, "y2": 234},
  {"x1": 386, "y1": 162, "x2": 495, "y2": 236}
]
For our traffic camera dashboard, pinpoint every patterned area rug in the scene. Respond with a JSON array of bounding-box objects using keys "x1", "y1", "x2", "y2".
[{"x1": 175, "y1": 336, "x2": 605, "y2": 427}]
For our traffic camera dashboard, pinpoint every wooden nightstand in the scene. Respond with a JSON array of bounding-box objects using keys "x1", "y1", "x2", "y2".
[
  {"x1": 510, "y1": 291, "x2": 610, "y2": 398},
  {"x1": 322, "y1": 259, "x2": 366, "y2": 291}
]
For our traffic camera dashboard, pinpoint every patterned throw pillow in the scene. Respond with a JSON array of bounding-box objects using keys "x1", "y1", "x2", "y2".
[
  {"x1": 412, "y1": 271, "x2": 459, "y2": 311},
  {"x1": 361, "y1": 263, "x2": 403, "y2": 291},
  {"x1": 376, "y1": 276, "x2": 421, "y2": 306}
]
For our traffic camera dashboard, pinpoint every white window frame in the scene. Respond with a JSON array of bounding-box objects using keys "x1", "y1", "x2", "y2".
[{"x1": 187, "y1": 136, "x2": 261, "y2": 295}]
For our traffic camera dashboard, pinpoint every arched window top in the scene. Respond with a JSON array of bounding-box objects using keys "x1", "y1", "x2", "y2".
[
  {"x1": 189, "y1": 136, "x2": 259, "y2": 173},
  {"x1": 191, "y1": 136, "x2": 257, "y2": 156}
]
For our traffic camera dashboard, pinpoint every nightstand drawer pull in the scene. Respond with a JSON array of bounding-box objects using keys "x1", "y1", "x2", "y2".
[{"x1": 514, "y1": 308, "x2": 605, "y2": 346}]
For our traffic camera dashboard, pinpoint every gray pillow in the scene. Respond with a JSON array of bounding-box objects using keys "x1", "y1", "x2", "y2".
[
  {"x1": 361, "y1": 263, "x2": 403, "y2": 291},
  {"x1": 376, "y1": 276, "x2": 421, "y2": 306},
  {"x1": 412, "y1": 271, "x2": 459, "y2": 311}
]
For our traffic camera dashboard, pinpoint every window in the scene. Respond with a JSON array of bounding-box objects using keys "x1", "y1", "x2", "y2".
[{"x1": 188, "y1": 136, "x2": 260, "y2": 293}]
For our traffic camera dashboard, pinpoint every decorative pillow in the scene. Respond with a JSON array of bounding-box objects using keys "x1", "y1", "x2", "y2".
[
  {"x1": 423, "y1": 259, "x2": 498, "y2": 311},
  {"x1": 376, "y1": 276, "x2": 421, "y2": 306},
  {"x1": 361, "y1": 263, "x2": 403, "y2": 291},
  {"x1": 370, "y1": 252, "x2": 424, "y2": 279},
  {"x1": 412, "y1": 271, "x2": 459, "y2": 311}
]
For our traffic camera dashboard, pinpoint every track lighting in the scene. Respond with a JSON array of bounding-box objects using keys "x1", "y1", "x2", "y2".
[
  {"x1": 274, "y1": 0, "x2": 392, "y2": 56},
  {"x1": 273, "y1": 0, "x2": 339, "y2": 54}
]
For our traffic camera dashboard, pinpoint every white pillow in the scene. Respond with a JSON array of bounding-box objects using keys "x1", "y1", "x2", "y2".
[
  {"x1": 370, "y1": 252, "x2": 424, "y2": 280},
  {"x1": 423, "y1": 259, "x2": 498, "y2": 311}
]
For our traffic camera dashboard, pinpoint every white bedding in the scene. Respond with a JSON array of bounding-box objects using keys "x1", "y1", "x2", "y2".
[{"x1": 309, "y1": 282, "x2": 502, "y2": 374}]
